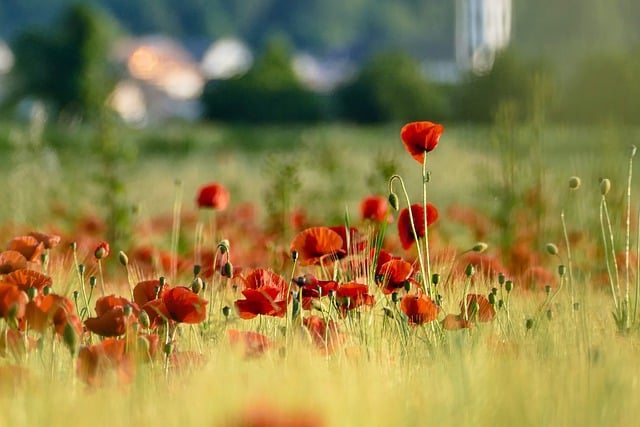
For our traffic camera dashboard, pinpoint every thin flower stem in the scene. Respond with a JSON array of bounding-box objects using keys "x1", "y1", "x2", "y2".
[
  {"x1": 389, "y1": 175, "x2": 428, "y2": 294},
  {"x1": 170, "y1": 180, "x2": 183, "y2": 283},
  {"x1": 624, "y1": 145, "x2": 636, "y2": 328},
  {"x1": 634, "y1": 212, "x2": 640, "y2": 325},
  {"x1": 600, "y1": 197, "x2": 620, "y2": 311},
  {"x1": 560, "y1": 209, "x2": 575, "y2": 313},
  {"x1": 422, "y1": 156, "x2": 432, "y2": 291},
  {"x1": 97, "y1": 260, "x2": 106, "y2": 297}
]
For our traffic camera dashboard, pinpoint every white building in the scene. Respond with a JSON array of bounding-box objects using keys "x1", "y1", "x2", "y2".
[{"x1": 455, "y1": 0, "x2": 511, "y2": 74}]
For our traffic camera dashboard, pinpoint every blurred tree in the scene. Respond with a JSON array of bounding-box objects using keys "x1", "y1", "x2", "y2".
[
  {"x1": 8, "y1": 3, "x2": 120, "y2": 119},
  {"x1": 202, "y1": 36, "x2": 325, "y2": 123},
  {"x1": 335, "y1": 51, "x2": 449, "y2": 123}
]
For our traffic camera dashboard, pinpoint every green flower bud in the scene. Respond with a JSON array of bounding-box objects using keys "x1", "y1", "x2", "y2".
[
  {"x1": 222, "y1": 306, "x2": 231, "y2": 318},
  {"x1": 472, "y1": 242, "x2": 488, "y2": 253},
  {"x1": 558, "y1": 265, "x2": 567, "y2": 277},
  {"x1": 191, "y1": 277, "x2": 203, "y2": 294},
  {"x1": 465, "y1": 263, "x2": 475, "y2": 277},
  {"x1": 193, "y1": 264, "x2": 202, "y2": 276},
  {"x1": 388, "y1": 192, "x2": 400, "y2": 211},
  {"x1": 431, "y1": 273, "x2": 440, "y2": 285},
  {"x1": 600, "y1": 178, "x2": 611, "y2": 196},
  {"x1": 545, "y1": 243, "x2": 559, "y2": 256},
  {"x1": 118, "y1": 251, "x2": 129, "y2": 266},
  {"x1": 568, "y1": 176, "x2": 581, "y2": 190},
  {"x1": 505, "y1": 280, "x2": 513, "y2": 292},
  {"x1": 139, "y1": 310, "x2": 151, "y2": 328},
  {"x1": 525, "y1": 318, "x2": 534, "y2": 330},
  {"x1": 222, "y1": 261, "x2": 234, "y2": 278},
  {"x1": 218, "y1": 240, "x2": 230, "y2": 254}
]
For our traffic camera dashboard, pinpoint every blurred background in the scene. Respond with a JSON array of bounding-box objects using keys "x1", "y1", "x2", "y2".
[{"x1": 0, "y1": 0, "x2": 639, "y2": 126}]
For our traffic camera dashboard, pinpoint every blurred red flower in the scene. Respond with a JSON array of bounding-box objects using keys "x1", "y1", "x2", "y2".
[
  {"x1": 397, "y1": 203, "x2": 438, "y2": 250},
  {"x1": 196, "y1": 182, "x2": 230, "y2": 210},
  {"x1": 27, "y1": 231, "x2": 61, "y2": 250},
  {"x1": 0, "y1": 284, "x2": 27, "y2": 322},
  {"x1": 77, "y1": 338, "x2": 134, "y2": 386},
  {"x1": 85, "y1": 295, "x2": 140, "y2": 337},
  {"x1": 400, "y1": 121, "x2": 444, "y2": 163},
  {"x1": 303, "y1": 315, "x2": 345, "y2": 354},
  {"x1": 335, "y1": 282, "x2": 375, "y2": 313},
  {"x1": 163, "y1": 286, "x2": 208, "y2": 323},
  {"x1": 400, "y1": 293, "x2": 439, "y2": 325},
  {"x1": 94, "y1": 241, "x2": 110, "y2": 260},
  {"x1": 460, "y1": 294, "x2": 495, "y2": 322},
  {"x1": 234, "y1": 269, "x2": 288, "y2": 319},
  {"x1": 7, "y1": 236, "x2": 44, "y2": 263},
  {"x1": 0, "y1": 251, "x2": 27, "y2": 274},
  {"x1": 1, "y1": 269, "x2": 52, "y2": 293},
  {"x1": 294, "y1": 274, "x2": 338, "y2": 310},
  {"x1": 24, "y1": 293, "x2": 82, "y2": 337},
  {"x1": 360, "y1": 195, "x2": 389, "y2": 223},
  {"x1": 377, "y1": 259, "x2": 413, "y2": 294},
  {"x1": 290, "y1": 227, "x2": 345, "y2": 266},
  {"x1": 133, "y1": 279, "x2": 169, "y2": 307},
  {"x1": 228, "y1": 329, "x2": 273, "y2": 358}
]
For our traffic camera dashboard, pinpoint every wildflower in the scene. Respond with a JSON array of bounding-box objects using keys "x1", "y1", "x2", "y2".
[
  {"x1": 7, "y1": 236, "x2": 44, "y2": 263},
  {"x1": 162, "y1": 286, "x2": 208, "y2": 324},
  {"x1": 460, "y1": 294, "x2": 495, "y2": 322},
  {"x1": 290, "y1": 227, "x2": 345, "y2": 266},
  {"x1": 0, "y1": 284, "x2": 28, "y2": 322},
  {"x1": 85, "y1": 295, "x2": 140, "y2": 337},
  {"x1": 234, "y1": 269, "x2": 288, "y2": 319},
  {"x1": 397, "y1": 203, "x2": 438, "y2": 250},
  {"x1": 228, "y1": 329, "x2": 273, "y2": 358},
  {"x1": 133, "y1": 279, "x2": 169, "y2": 307},
  {"x1": 377, "y1": 259, "x2": 414, "y2": 294},
  {"x1": 303, "y1": 315, "x2": 345, "y2": 354},
  {"x1": 196, "y1": 182, "x2": 230, "y2": 210},
  {"x1": 360, "y1": 195, "x2": 389, "y2": 222},
  {"x1": 77, "y1": 338, "x2": 134, "y2": 386},
  {"x1": 335, "y1": 282, "x2": 375, "y2": 313},
  {"x1": 1, "y1": 269, "x2": 53, "y2": 293},
  {"x1": 0, "y1": 251, "x2": 28, "y2": 274},
  {"x1": 24, "y1": 293, "x2": 82, "y2": 337},
  {"x1": 94, "y1": 241, "x2": 110, "y2": 260},
  {"x1": 28, "y1": 231, "x2": 61, "y2": 250},
  {"x1": 400, "y1": 293, "x2": 439, "y2": 325},
  {"x1": 293, "y1": 274, "x2": 338, "y2": 310},
  {"x1": 400, "y1": 121, "x2": 444, "y2": 163}
]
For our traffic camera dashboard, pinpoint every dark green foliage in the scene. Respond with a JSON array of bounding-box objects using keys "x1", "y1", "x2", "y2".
[
  {"x1": 454, "y1": 50, "x2": 552, "y2": 122},
  {"x1": 202, "y1": 37, "x2": 325, "y2": 123},
  {"x1": 559, "y1": 49, "x2": 640, "y2": 125},
  {"x1": 335, "y1": 51, "x2": 449, "y2": 123},
  {"x1": 8, "y1": 4, "x2": 120, "y2": 119}
]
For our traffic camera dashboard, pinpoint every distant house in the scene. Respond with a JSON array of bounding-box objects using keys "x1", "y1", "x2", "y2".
[
  {"x1": 110, "y1": 35, "x2": 205, "y2": 124},
  {"x1": 455, "y1": 0, "x2": 511, "y2": 74}
]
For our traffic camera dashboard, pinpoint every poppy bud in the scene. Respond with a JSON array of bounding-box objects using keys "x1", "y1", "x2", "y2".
[
  {"x1": 568, "y1": 176, "x2": 581, "y2": 190},
  {"x1": 222, "y1": 261, "x2": 234, "y2": 278},
  {"x1": 191, "y1": 277, "x2": 203, "y2": 294},
  {"x1": 545, "y1": 285, "x2": 552, "y2": 295},
  {"x1": 491, "y1": 287, "x2": 498, "y2": 295},
  {"x1": 472, "y1": 242, "x2": 488, "y2": 253},
  {"x1": 546, "y1": 309, "x2": 553, "y2": 320},
  {"x1": 292, "y1": 297, "x2": 300, "y2": 319},
  {"x1": 89, "y1": 276, "x2": 97, "y2": 288},
  {"x1": 465, "y1": 263, "x2": 475, "y2": 277},
  {"x1": 118, "y1": 251, "x2": 129, "y2": 266},
  {"x1": 123, "y1": 304, "x2": 133, "y2": 317},
  {"x1": 545, "y1": 243, "x2": 559, "y2": 256},
  {"x1": 40, "y1": 252, "x2": 48, "y2": 265},
  {"x1": 218, "y1": 240, "x2": 230, "y2": 254},
  {"x1": 78, "y1": 264, "x2": 85, "y2": 275},
  {"x1": 73, "y1": 290, "x2": 79, "y2": 303},
  {"x1": 291, "y1": 250, "x2": 299, "y2": 262},
  {"x1": 63, "y1": 322, "x2": 78, "y2": 355},
  {"x1": 388, "y1": 192, "x2": 400, "y2": 211},
  {"x1": 222, "y1": 306, "x2": 231, "y2": 318},
  {"x1": 94, "y1": 242, "x2": 110, "y2": 260},
  {"x1": 193, "y1": 264, "x2": 202, "y2": 276},
  {"x1": 164, "y1": 342, "x2": 173, "y2": 356},
  {"x1": 525, "y1": 318, "x2": 534, "y2": 330},
  {"x1": 27, "y1": 287, "x2": 38, "y2": 301},
  {"x1": 159, "y1": 276, "x2": 166, "y2": 286},
  {"x1": 498, "y1": 272, "x2": 505, "y2": 285},
  {"x1": 70, "y1": 241, "x2": 77, "y2": 251},
  {"x1": 488, "y1": 292, "x2": 496, "y2": 305},
  {"x1": 600, "y1": 178, "x2": 611, "y2": 196},
  {"x1": 403, "y1": 281, "x2": 411, "y2": 292},
  {"x1": 383, "y1": 307, "x2": 394, "y2": 319},
  {"x1": 558, "y1": 265, "x2": 566, "y2": 277},
  {"x1": 391, "y1": 292, "x2": 400, "y2": 304},
  {"x1": 498, "y1": 299, "x2": 504, "y2": 309},
  {"x1": 43, "y1": 285, "x2": 51, "y2": 296},
  {"x1": 139, "y1": 310, "x2": 150, "y2": 328},
  {"x1": 505, "y1": 280, "x2": 513, "y2": 292},
  {"x1": 431, "y1": 273, "x2": 440, "y2": 285},
  {"x1": 573, "y1": 302, "x2": 580, "y2": 311}
]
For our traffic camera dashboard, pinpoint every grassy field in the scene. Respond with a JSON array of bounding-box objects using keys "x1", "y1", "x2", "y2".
[{"x1": 0, "y1": 119, "x2": 640, "y2": 426}]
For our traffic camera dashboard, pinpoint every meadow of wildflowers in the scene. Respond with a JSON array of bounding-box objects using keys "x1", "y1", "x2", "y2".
[{"x1": 0, "y1": 121, "x2": 639, "y2": 426}]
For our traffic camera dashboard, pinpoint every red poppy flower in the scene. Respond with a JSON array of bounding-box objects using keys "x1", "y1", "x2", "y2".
[
  {"x1": 85, "y1": 295, "x2": 140, "y2": 337},
  {"x1": 329, "y1": 225, "x2": 366, "y2": 255},
  {"x1": 235, "y1": 287, "x2": 288, "y2": 319},
  {"x1": 196, "y1": 182, "x2": 230, "y2": 210},
  {"x1": 0, "y1": 284, "x2": 27, "y2": 322},
  {"x1": 460, "y1": 294, "x2": 495, "y2": 322},
  {"x1": 7, "y1": 236, "x2": 44, "y2": 263},
  {"x1": 360, "y1": 195, "x2": 389, "y2": 223},
  {"x1": 303, "y1": 315, "x2": 345, "y2": 354},
  {"x1": 442, "y1": 313, "x2": 474, "y2": 330},
  {"x1": 0, "y1": 251, "x2": 28, "y2": 274},
  {"x1": 294, "y1": 274, "x2": 338, "y2": 310},
  {"x1": 133, "y1": 279, "x2": 169, "y2": 307},
  {"x1": 290, "y1": 227, "x2": 345, "y2": 266},
  {"x1": 77, "y1": 338, "x2": 134, "y2": 386},
  {"x1": 229, "y1": 402, "x2": 323, "y2": 427},
  {"x1": 400, "y1": 293, "x2": 439, "y2": 325},
  {"x1": 335, "y1": 282, "x2": 375, "y2": 313},
  {"x1": 244, "y1": 269, "x2": 288, "y2": 293},
  {"x1": 401, "y1": 121, "x2": 444, "y2": 163},
  {"x1": 377, "y1": 259, "x2": 413, "y2": 294},
  {"x1": 28, "y1": 231, "x2": 61, "y2": 250},
  {"x1": 397, "y1": 203, "x2": 438, "y2": 250},
  {"x1": 372, "y1": 249, "x2": 401, "y2": 276},
  {"x1": 228, "y1": 329, "x2": 273, "y2": 358},
  {"x1": 94, "y1": 241, "x2": 110, "y2": 260},
  {"x1": 24, "y1": 293, "x2": 82, "y2": 337},
  {"x1": 1, "y1": 269, "x2": 52, "y2": 293},
  {"x1": 162, "y1": 286, "x2": 208, "y2": 324}
]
